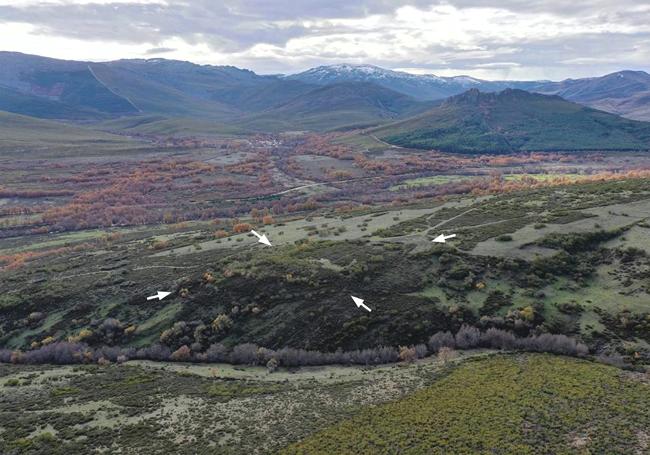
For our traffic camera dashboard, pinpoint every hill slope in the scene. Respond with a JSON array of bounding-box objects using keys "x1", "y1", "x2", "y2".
[
  {"x1": 534, "y1": 70, "x2": 650, "y2": 121},
  {"x1": 0, "y1": 110, "x2": 142, "y2": 155},
  {"x1": 0, "y1": 52, "x2": 138, "y2": 119},
  {"x1": 373, "y1": 89, "x2": 650, "y2": 153},
  {"x1": 240, "y1": 81, "x2": 435, "y2": 131},
  {"x1": 285, "y1": 355, "x2": 650, "y2": 454}
]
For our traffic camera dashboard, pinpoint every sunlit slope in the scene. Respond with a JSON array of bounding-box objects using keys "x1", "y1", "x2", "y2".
[
  {"x1": 0, "y1": 110, "x2": 142, "y2": 155},
  {"x1": 372, "y1": 88, "x2": 650, "y2": 153},
  {"x1": 284, "y1": 354, "x2": 650, "y2": 454}
]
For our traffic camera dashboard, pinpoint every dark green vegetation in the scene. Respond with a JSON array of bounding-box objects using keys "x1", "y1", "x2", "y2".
[
  {"x1": 373, "y1": 89, "x2": 650, "y2": 153},
  {"x1": 284, "y1": 354, "x2": 650, "y2": 454}
]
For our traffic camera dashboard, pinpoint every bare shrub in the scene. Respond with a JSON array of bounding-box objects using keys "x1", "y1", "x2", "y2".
[
  {"x1": 231, "y1": 343, "x2": 259, "y2": 365},
  {"x1": 481, "y1": 328, "x2": 517, "y2": 350},
  {"x1": 266, "y1": 358, "x2": 279, "y2": 373},
  {"x1": 437, "y1": 347, "x2": 458, "y2": 364},
  {"x1": 205, "y1": 343, "x2": 229, "y2": 362},
  {"x1": 596, "y1": 352, "x2": 626, "y2": 368},
  {"x1": 428, "y1": 331, "x2": 456, "y2": 353},
  {"x1": 455, "y1": 325, "x2": 481, "y2": 349},
  {"x1": 414, "y1": 344, "x2": 428, "y2": 359}
]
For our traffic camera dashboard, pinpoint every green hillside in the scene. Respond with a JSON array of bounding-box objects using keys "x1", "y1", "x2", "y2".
[
  {"x1": 373, "y1": 89, "x2": 650, "y2": 153},
  {"x1": 0, "y1": 110, "x2": 143, "y2": 155},
  {"x1": 96, "y1": 115, "x2": 245, "y2": 136},
  {"x1": 284, "y1": 354, "x2": 650, "y2": 454},
  {"x1": 89, "y1": 64, "x2": 238, "y2": 120},
  {"x1": 0, "y1": 86, "x2": 109, "y2": 120},
  {"x1": 240, "y1": 82, "x2": 435, "y2": 131}
]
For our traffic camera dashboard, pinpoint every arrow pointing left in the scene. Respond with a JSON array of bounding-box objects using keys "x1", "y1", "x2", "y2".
[
  {"x1": 432, "y1": 233, "x2": 457, "y2": 243},
  {"x1": 351, "y1": 295, "x2": 372, "y2": 312},
  {"x1": 146, "y1": 291, "x2": 172, "y2": 301}
]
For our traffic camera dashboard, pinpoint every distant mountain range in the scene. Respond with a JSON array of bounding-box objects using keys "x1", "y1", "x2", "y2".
[
  {"x1": 287, "y1": 64, "x2": 650, "y2": 123},
  {"x1": 371, "y1": 89, "x2": 650, "y2": 153},
  {"x1": 285, "y1": 63, "x2": 537, "y2": 100},
  {"x1": 0, "y1": 52, "x2": 650, "y2": 152},
  {"x1": 533, "y1": 70, "x2": 650, "y2": 122},
  {"x1": 1, "y1": 52, "x2": 650, "y2": 124}
]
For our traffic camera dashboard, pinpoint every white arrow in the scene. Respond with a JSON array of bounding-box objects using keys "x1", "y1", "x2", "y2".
[
  {"x1": 351, "y1": 295, "x2": 372, "y2": 312},
  {"x1": 146, "y1": 291, "x2": 171, "y2": 301},
  {"x1": 432, "y1": 233, "x2": 457, "y2": 243},
  {"x1": 250, "y1": 230, "x2": 272, "y2": 246}
]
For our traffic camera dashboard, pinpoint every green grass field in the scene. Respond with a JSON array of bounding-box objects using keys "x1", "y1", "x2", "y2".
[{"x1": 284, "y1": 354, "x2": 650, "y2": 454}]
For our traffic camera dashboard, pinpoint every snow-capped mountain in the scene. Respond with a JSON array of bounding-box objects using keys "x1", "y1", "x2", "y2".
[{"x1": 285, "y1": 64, "x2": 535, "y2": 100}]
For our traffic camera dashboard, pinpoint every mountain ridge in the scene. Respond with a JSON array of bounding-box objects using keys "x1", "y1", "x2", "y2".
[
  {"x1": 1, "y1": 52, "x2": 649, "y2": 126},
  {"x1": 370, "y1": 88, "x2": 650, "y2": 153}
]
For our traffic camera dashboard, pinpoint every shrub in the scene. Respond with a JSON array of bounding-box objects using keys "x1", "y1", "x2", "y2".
[
  {"x1": 428, "y1": 331, "x2": 456, "y2": 353},
  {"x1": 437, "y1": 347, "x2": 458, "y2": 364},
  {"x1": 398, "y1": 346, "x2": 417, "y2": 363},
  {"x1": 170, "y1": 345, "x2": 191, "y2": 362},
  {"x1": 211, "y1": 314, "x2": 233, "y2": 336},
  {"x1": 233, "y1": 223, "x2": 252, "y2": 233},
  {"x1": 481, "y1": 328, "x2": 517, "y2": 350},
  {"x1": 5, "y1": 378, "x2": 20, "y2": 387},
  {"x1": 266, "y1": 358, "x2": 279, "y2": 373},
  {"x1": 231, "y1": 343, "x2": 259, "y2": 365},
  {"x1": 455, "y1": 325, "x2": 481, "y2": 349},
  {"x1": 414, "y1": 344, "x2": 428, "y2": 359},
  {"x1": 27, "y1": 312, "x2": 45, "y2": 323}
]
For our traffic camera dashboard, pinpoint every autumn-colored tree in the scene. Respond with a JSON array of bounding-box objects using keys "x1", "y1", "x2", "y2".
[
  {"x1": 214, "y1": 230, "x2": 229, "y2": 238},
  {"x1": 233, "y1": 223, "x2": 252, "y2": 233},
  {"x1": 170, "y1": 345, "x2": 191, "y2": 362},
  {"x1": 398, "y1": 346, "x2": 417, "y2": 363},
  {"x1": 212, "y1": 314, "x2": 233, "y2": 336}
]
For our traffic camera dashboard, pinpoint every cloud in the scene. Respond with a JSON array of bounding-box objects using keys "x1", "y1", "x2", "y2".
[
  {"x1": 145, "y1": 46, "x2": 175, "y2": 55},
  {"x1": 0, "y1": 1, "x2": 649, "y2": 79}
]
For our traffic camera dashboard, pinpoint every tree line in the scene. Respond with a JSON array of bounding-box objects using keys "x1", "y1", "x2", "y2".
[{"x1": 1, "y1": 325, "x2": 591, "y2": 369}]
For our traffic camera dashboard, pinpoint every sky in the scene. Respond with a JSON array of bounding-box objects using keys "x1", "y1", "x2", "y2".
[{"x1": 0, "y1": 0, "x2": 649, "y2": 80}]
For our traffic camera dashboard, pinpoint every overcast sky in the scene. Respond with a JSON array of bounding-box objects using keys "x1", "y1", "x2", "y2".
[{"x1": 1, "y1": 0, "x2": 649, "y2": 80}]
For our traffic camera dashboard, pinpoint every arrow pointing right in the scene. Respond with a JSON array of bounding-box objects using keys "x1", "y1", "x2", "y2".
[
  {"x1": 432, "y1": 233, "x2": 457, "y2": 243},
  {"x1": 250, "y1": 229, "x2": 272, "y2": 246},
  {"x1": 351, "y1": 295, "x2": 372, "y2": 312},
  {"x1": 146, "y1": 291, "x2": 171, "y2": 301}
]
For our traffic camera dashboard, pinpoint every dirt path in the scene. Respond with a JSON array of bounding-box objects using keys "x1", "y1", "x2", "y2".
[
  {"x1": 428, "y1": 207, "x2": 476, "y2": 229},
  {"x1": 133, "y1": 265, "x2": 200, "y2": 271}
]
